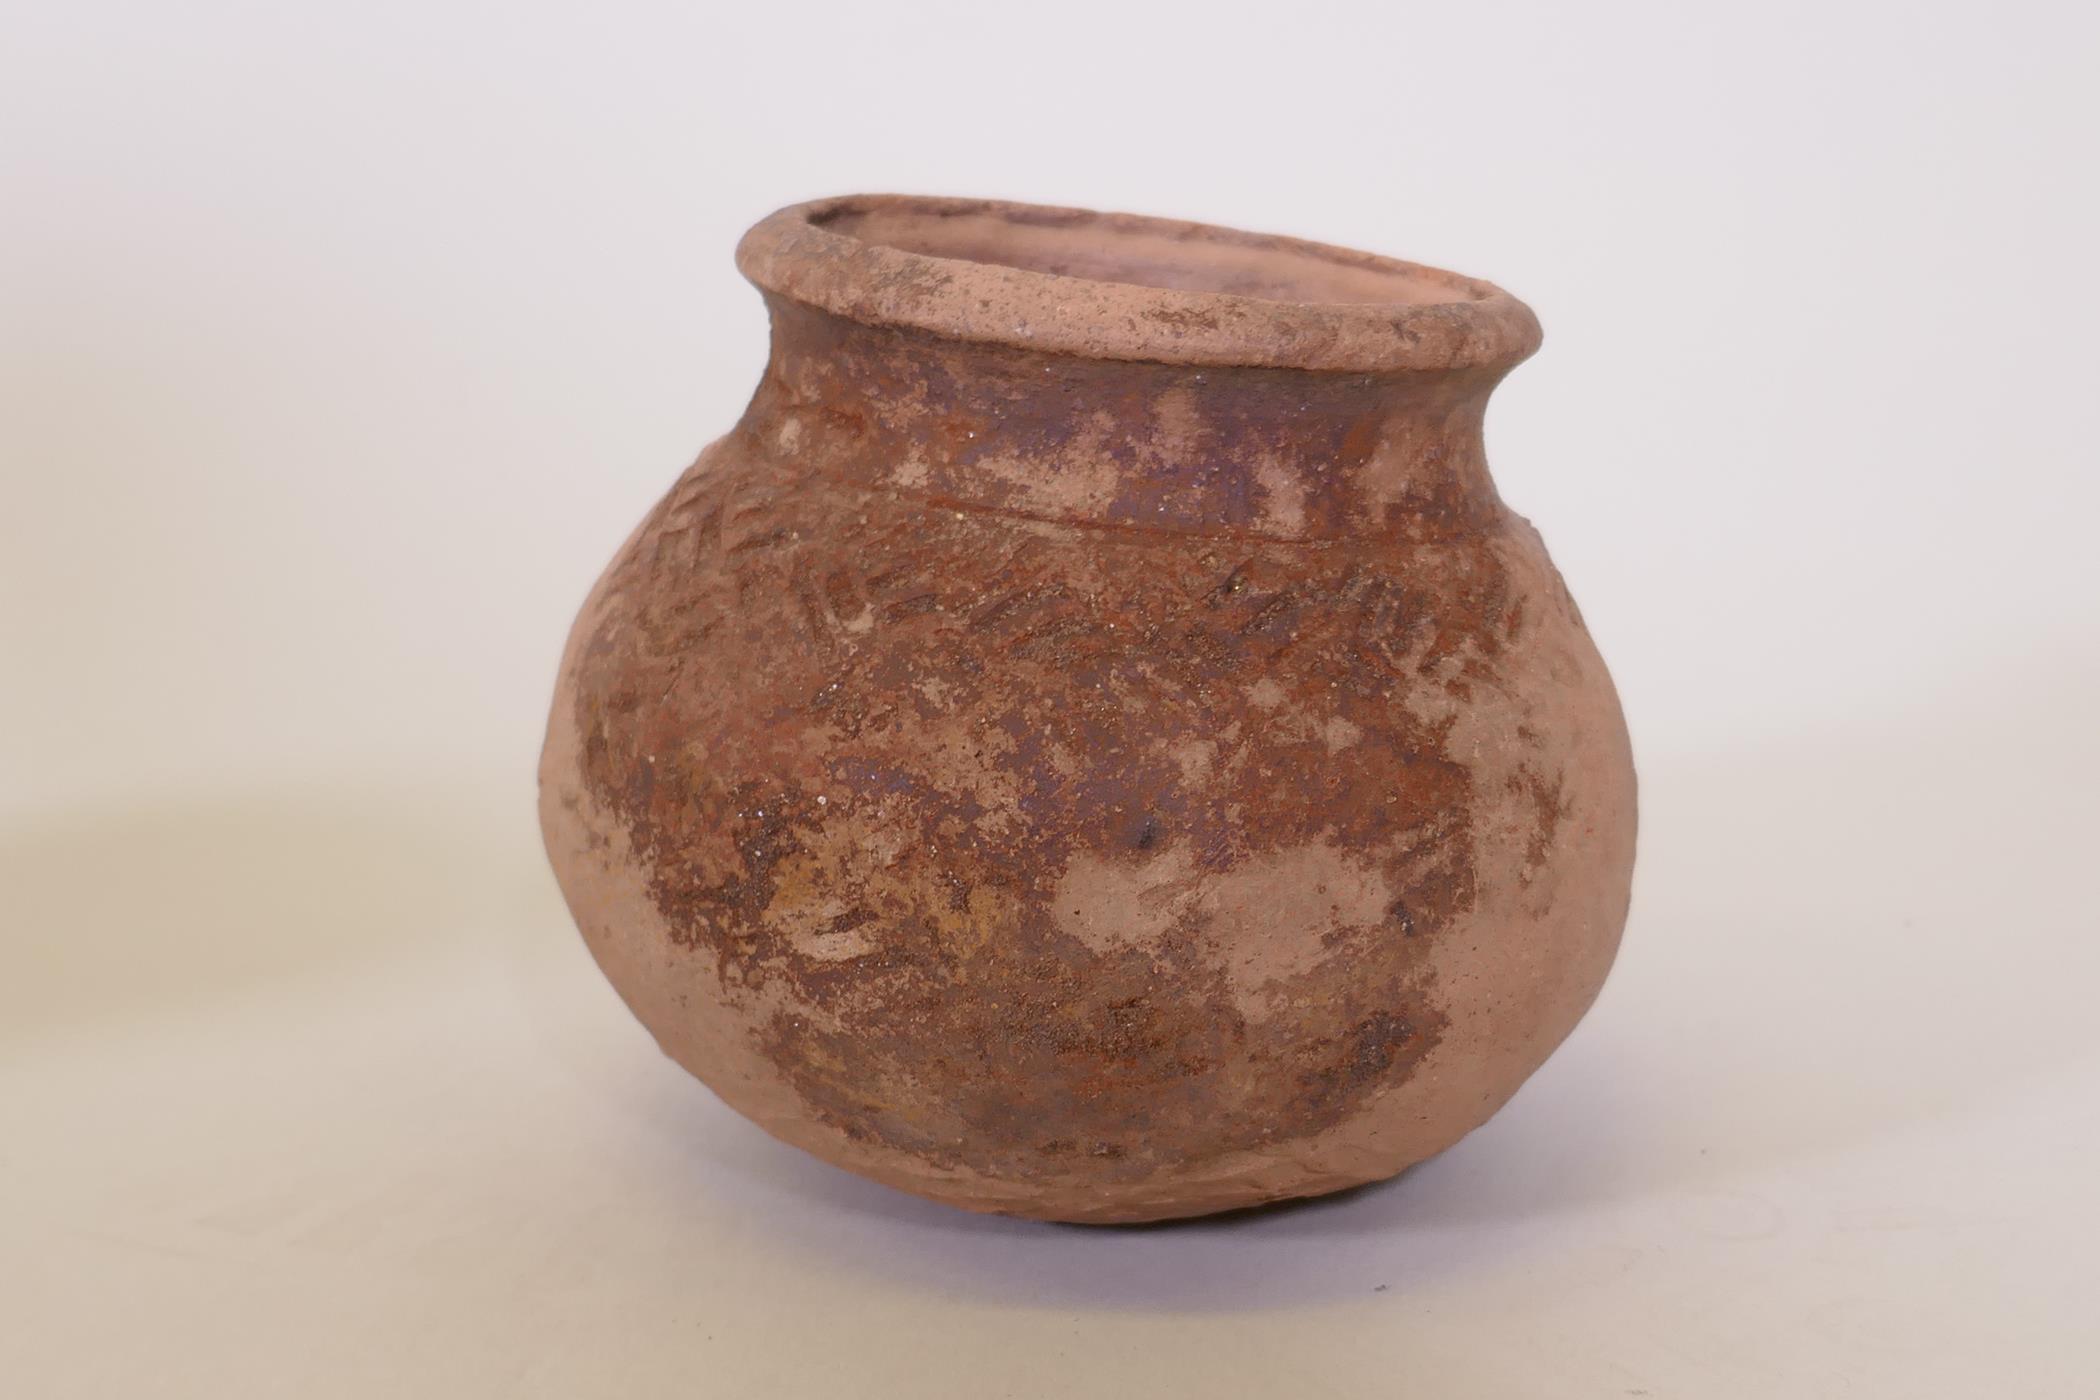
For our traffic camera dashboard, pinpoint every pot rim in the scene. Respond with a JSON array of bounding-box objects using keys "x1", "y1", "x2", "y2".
[{"x1": 736, "y1": 194, "x2": 1542, "y2": 374}]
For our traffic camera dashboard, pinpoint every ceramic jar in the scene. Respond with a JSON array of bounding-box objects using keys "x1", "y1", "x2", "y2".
[{"x1": 540, "y1": 195, "x2": 1636, "y2": 1222}]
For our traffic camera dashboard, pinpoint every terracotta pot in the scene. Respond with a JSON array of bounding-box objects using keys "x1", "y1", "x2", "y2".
[{"x1": 540, "y1": 195, "x2": 1636, "y2": 1223}]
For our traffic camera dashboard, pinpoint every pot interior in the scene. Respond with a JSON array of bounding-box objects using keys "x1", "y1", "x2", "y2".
[{"x1": 814, "y1": 202, "x2": 1476, "y2": 308}]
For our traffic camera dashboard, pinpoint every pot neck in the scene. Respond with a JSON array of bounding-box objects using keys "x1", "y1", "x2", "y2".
[{"x1": 737, "y1": 297, "x2": 1515, "y2": 542}]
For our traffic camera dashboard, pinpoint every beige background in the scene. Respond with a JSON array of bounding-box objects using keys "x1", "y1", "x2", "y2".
[{"x1": 4, "y1": 2, "x2": 2098, "y2": 1395}]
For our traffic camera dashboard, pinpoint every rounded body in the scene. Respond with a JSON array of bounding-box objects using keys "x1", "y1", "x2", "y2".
[{"x1": 540, "y1": 197, "x2": 1636, "y2": 1222}]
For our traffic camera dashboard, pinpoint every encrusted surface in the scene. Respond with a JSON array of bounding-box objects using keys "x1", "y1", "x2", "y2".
[{"x1": 539, "y1": 197, "x2": 1636, "y2": 1222}]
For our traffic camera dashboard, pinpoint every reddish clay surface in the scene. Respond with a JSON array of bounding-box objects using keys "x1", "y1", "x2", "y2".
[{"x1": 540, "y1": 196, "x2": 1637, "y2": 1222}]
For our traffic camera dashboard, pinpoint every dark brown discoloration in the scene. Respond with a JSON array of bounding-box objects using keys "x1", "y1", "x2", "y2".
[
  {"x1": 1514, "y1": 764, "x2": 1571, "y2": 876},
  {"x1": 569, "y1": 445, "x2": 1488, "y2": 1175},
  {"x1": 749, "y1": 298, "x2": 1508, "y2": 542},
  {"x1": 540, "y1": 196, "x2": 1637, "y2": 1222}
]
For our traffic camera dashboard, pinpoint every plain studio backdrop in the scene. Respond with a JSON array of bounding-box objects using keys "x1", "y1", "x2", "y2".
[{"x1": 2, "y1": 2, "x2": 2096, "y2": 1396}]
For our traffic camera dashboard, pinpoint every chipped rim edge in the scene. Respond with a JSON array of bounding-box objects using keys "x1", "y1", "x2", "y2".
[{"x1": 735, "y1": 194, "x2": 1544, "y2": 374}]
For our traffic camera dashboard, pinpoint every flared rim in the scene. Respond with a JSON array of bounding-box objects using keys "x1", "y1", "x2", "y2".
[{"x1": 735, "y1": 194, "x2": 1542, "y2": 374}]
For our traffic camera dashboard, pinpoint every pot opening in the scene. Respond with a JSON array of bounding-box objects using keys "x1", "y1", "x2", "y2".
[
  {"x1": 739, "y1": 195, "x2": 1541, "y2": 372},
  {"x1": 812, "y1": 201, "x2": 1479, "y2": 309}
]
